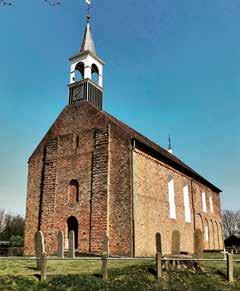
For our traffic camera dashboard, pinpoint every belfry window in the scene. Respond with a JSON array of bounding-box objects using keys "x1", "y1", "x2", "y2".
[
  {"x1": 69, "y1": 180, "x2": 79, "y2": 203},
  {"x1": 168, "y1": 177, "x2": 176, "y2": 219},
  {"x1": 75, "y1": 62, "x2": 84, "y2": 82},
  {"x1": 91, "y1": 64, "x2": 99, "y2": 84}
]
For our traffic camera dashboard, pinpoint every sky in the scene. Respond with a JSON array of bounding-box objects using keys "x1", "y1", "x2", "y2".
[{"x1": 0, "y1": 0, "x2": 239, "y2": 215}]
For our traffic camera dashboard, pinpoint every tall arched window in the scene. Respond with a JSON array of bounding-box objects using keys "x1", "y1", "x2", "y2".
[
  {"x1": 91, "y1": 63, "x2": 99, "y2": 84},
  {"x1": 69, "y1": 180, "x2": 79, "y2": 203},
  {"x1": 168, "y1": 176, "x2": 176, "y2": 219}
]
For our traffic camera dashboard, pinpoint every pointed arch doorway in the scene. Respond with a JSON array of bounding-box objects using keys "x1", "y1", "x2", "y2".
[{"x1": 67, "y1": 216, "x2": 78, "y2": 249}]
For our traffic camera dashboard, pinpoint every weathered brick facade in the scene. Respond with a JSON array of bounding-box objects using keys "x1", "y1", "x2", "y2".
[{"x1": 24, "y1": 101, "x2": 223, "y2": 257}]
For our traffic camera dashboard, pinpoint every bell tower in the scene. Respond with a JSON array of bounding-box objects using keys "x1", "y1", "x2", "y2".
[{"x1": 68, "y1": 15, "x2": 104, "y2": 110}]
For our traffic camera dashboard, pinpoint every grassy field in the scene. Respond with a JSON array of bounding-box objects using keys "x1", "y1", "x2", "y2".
[{"x1": 0, "y1": 253, "x2": 239, "y2": 290}]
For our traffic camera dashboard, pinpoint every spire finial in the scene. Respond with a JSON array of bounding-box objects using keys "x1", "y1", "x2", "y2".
[
  {"x1": 86, "y1": 0, "x2": 92, "y2": 21},
  {"x1": 168, "y1": 135, "x2": 173, "y2": 154}
]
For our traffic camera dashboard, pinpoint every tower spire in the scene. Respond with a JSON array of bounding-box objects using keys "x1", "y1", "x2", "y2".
[
  {"x1": 68, "y1": 0, "x2": 104, "y2": 109},
  {"x1": 80, "y1": 11, "x2": 96, "y2": 54}
]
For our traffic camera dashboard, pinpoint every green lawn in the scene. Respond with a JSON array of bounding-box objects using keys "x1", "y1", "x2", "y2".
[{"x1": 0, "y1": 254, "x2": 239, "y2": 290}]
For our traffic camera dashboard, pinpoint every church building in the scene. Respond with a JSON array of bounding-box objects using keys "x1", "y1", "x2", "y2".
[{"x1": 24, "y1": 14, "x2": 224, "y2": 257}]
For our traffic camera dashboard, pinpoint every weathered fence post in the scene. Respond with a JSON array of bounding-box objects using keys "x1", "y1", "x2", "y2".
[
  {"x1": 172, "y1": 230, "x2": 180, "y2": 256},
  {"x1": 227, "y1": 253, "x2": 234, "y2": 282},
  {"x1": 102, "y1": 251, "x2": 108, "y2": 280},
  {"x1": 40, "y1": 252, "x2": 47, "y2": 282},
  {"x1": 103, "y1": 232, "x2": 109, "y2": 257},
  {"x1": 57, "y1": 231, "x2": 64, "y2": 259},
  {"x1": 69, "y1": 230, "x2": 75, "y2": 259},
  {"x1": 34, "y1": 231, "x2": 45, "y2": 271},
  {"x1": 156, "y1": 232, "x2": 162, "y2": 278}
]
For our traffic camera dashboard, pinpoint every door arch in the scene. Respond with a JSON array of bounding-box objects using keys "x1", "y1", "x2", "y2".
[{"x1": 67, "y1": 216, "x2": 78, "y2": 249}]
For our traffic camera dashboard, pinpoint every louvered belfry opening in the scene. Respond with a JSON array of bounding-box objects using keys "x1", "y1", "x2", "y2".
[{"x1": 68, "y1": 78, "x2": 103, "y2": 110}]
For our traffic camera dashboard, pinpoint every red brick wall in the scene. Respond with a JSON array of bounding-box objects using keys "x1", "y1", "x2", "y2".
[
  {"x1": 24, "y1": 102, "x2": 133, "y2": 256},
  {"x1": 133, "y1": 148, "x2": 223, "y2": 257}
]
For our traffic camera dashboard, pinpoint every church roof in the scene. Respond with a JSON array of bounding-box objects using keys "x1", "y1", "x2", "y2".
[
  {"x1": 80, "y1": 20, "x2": 96, "y2": 54},
  {"x1": 102, "y1": 108, "x2": 222, "y2": 193}
]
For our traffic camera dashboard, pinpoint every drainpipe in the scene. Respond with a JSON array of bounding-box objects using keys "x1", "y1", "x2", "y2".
[
  {"x1": 131, "y1": 139, "x2": 136, "y2": 257},
  {"x1": 191, "y1": 179, "x2": 196, "y2": 231}
]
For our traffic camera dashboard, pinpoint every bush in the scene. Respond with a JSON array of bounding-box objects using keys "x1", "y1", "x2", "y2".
[{"x1": 10, "y1": 235, "x2": 24, "y2": 247}]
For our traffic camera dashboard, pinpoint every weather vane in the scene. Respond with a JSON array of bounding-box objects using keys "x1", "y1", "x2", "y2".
[{"x1": 86, "y1": 0, "x2": 92, "y2": 18}]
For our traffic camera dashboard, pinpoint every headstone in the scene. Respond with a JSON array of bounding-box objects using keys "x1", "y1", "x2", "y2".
[
  {"x1": 34, "y1": 231, "x2": 45, "y2": 270},
  {"x1": 103, "y1": 232, "x2": 109, "y2": 257},
  {"x1": 171, "y1": 230, "x2": 180, "y2": 256},
  {"x1": 69, "y1": 230, "x2": 75, "y2": 258},
  {"x1": 194, "y1": 229, "x2": 203, "y2": 259},
  {"x1": 156, "y1": 232, "x2": 162, "y2": 255},
  {"x1": 102, "y1": 251, "x2": 108, "y2": 280},
  {"x1": 57, "y1": 231, "x2": 64, "y2": 259},
  {"x1": 40, "y1": 252, "x2": 47, "y2": 282}
]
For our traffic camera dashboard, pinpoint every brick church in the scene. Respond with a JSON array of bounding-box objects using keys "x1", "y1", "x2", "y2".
[{"x1": 24, "y1": 15, "x2": 224, "y2": 257}]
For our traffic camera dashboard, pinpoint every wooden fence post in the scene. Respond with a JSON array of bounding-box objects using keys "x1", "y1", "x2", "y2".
[
  {"x1": 156, "y1": 232, "x2": 162, "y2": 278},
  {"x1": 34, "y1": 231, "x2": 45, "y2": 271},
  {"x1": 156, "y1": 252, "x2": 162, "y2": 279},
  {"x1": 40, "y1": 252, "x2": 47, "y2": 282},
  {"x1": 102, "y1": 252, "x2": 108, "y2": 280},
  {"x1": 227, "y1": 253, "x2": 234, "y2": 282}
]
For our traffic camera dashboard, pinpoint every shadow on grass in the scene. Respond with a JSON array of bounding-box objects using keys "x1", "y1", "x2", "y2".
[{"x1": 0, "y1": 262, "x2": 239, "y2": 291}]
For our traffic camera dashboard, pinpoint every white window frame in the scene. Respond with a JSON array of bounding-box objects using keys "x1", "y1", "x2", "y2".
[
  {"x1": 183, "y1": 185, "x2": 191, "y2": 223},
  {"x1": 202, "y1": 192, "x2": 207, "y2": 213},
  {"x1": 168, "y1": 178, "x2": 176, "y2": 219}
]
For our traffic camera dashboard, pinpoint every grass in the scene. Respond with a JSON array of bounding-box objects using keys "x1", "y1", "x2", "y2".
[{"x1": 0, "y1": 254, "x2": 239, "y2": 290}]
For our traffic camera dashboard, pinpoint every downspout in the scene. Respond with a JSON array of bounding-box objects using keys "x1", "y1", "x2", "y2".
[{"x1": 131, "y1": 139, "x2": 136, "y2": 257}]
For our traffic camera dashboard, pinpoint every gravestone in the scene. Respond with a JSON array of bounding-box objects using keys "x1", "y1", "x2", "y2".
[
  {"x1": 69, "y1": 230, "x2": 75, "y2": 258},
  {"x1": 103, "y1": 232, "x2": 109, "y2": 257},
  {"x1": 57, "y1": 231, "x2": 64, "y2": 259},
  {"x1": 171, "y1": 230, "x2": 181, "y2": 255},
  {"x1": 194, "y1": 229, "x2": 203, "y2": 259},
  {"x1": 34, "y1": 231, "x2": 45, "y2": 270},
  {"x1": 156, "y1": 232, "x2": 162, "y2": 255}
]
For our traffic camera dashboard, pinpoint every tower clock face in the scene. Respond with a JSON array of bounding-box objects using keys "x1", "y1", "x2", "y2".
[{"x1": 72, "y1": 86, "x2": 84, "y2": 102}]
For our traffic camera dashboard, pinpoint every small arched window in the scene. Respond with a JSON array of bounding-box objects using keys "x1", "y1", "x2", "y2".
[
  {"x1": 75, "y1": 62, "x2": 84, "y2": 82},
  {"x1": 91, "y1": 64, "x2": 99, "y2": 84},
  {"x1": 69, "y1": 180, "x2": 79, "y2": 203}
]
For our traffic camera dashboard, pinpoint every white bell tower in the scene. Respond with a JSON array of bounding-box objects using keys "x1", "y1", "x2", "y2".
[{"x1": 68, "y1": 15, "x2": 104, "y2": 110}]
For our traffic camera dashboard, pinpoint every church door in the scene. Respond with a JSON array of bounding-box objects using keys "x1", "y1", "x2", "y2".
[{"x1": 67, "y1": 216, "x2": 78, "y2": 249}]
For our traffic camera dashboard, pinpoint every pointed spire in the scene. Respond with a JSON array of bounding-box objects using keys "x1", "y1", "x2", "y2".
[
  {"x1": 168, "y1": 135, "x2": 173, "y2": 154},
  {"x1": 80, "y1": 16, "x2": 96, "y2": 54}
]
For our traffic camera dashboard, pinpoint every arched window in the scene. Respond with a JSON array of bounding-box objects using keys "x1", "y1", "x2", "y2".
[
  {"x1": 69, "y1": 180, "x2": 79, "y2": 203},
  {"x1": 91, "y1": 64, "x2": 99, "y2": 84},
  {"x1": 183, "y1": 184, "x2": 191, "y2": 223},
  {"x1": 75, "y1": 62, "x2": 84, "y2": 82},
  {"x1": 168, "y1": 176, "x2": 176, "y2": 219}
]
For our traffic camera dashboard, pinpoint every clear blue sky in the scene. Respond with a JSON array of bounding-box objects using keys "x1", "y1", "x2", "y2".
[{"x1": 0, "y1": 0, "x2": 239, "y2": 215}]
